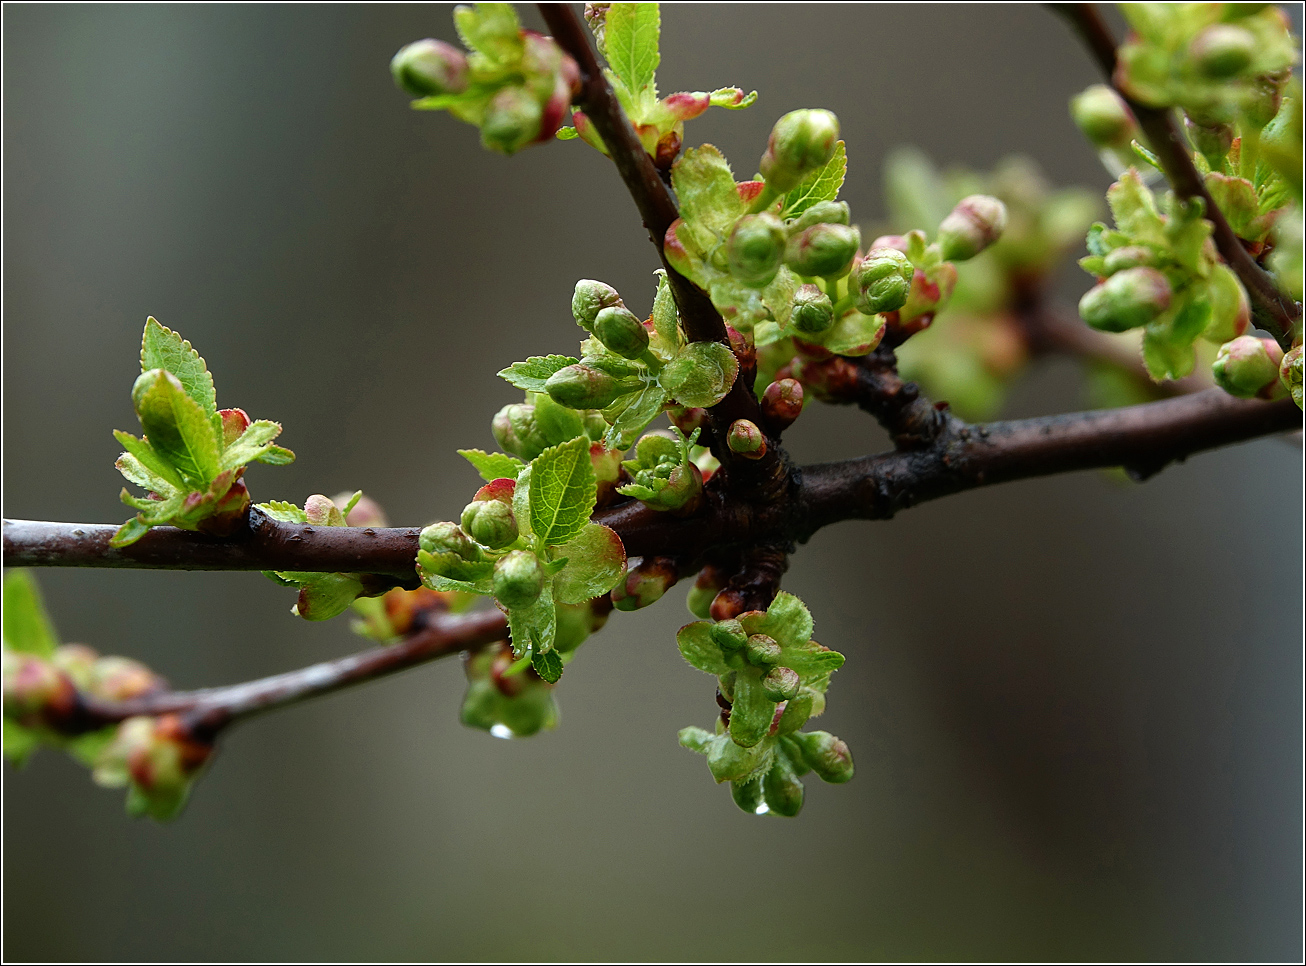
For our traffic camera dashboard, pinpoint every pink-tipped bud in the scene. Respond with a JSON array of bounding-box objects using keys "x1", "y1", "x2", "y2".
[
  {"x1": 937, "y1": 195, "x2": 1008, "y2": 262},
  {"x1": 762, "y1": 378, "x2": 804, "y2": 431},
  {"x1": 611, "y1": 556, "x2": 678, "y2": 611},
  {"x1": 390, "y1": 39, "x2": 468, "y2": 98},
  {"x1": 304, "y1": 494, "x2": 346, "y2": 528},
  {"x1": 1079, "y1": 266, "x2": 1172, "y2": 332},
  {"x1": 1212, "y1": 336, "x2": 1286, "y2": 399},
  {"x1": 726, "y1": 419, "x2": 767, "y2": 459}
]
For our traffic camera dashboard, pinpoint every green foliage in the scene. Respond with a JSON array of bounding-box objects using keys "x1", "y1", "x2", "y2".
[
  {"x1": 257, "y1": 493, "x2": 378, "y2": 621},
  {"x1": 3, "y1": 569, "x2": 59, "y2": 657}
]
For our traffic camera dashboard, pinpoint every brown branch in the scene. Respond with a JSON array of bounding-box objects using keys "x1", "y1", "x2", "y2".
[{"x1": 1050, "y1": 3, "x2": 1302, "y2": 348}]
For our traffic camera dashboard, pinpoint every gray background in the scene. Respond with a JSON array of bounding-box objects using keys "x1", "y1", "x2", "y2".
[{"x1": 3, "y1": 4, "x2": 1302, "y2": 961}]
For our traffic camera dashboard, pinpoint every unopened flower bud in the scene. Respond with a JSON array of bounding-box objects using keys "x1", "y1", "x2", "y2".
[
  {"x1": 1190, "y1": 24, "x2": 1256, "y2": 79},
  {"x1": 493, "y1": 550, "x2": 545, "y2": 609},
  {"x1": 612, "y1": 556, "x2": 678, "y2": 611},
  {"x1": 745, "y1": 633, "x2": 782, "y2": 667},
  {"x1": 855, "y1": 248, "x2": 914, "y2": 315},
  {"x1": 726, "y1": 419, "x2": 767, "y2": 459},
  {"x1": 51, "y1": 643, "x2": 99, "y2": 690},
  {"x1": 304, "y1": 494, "x2": 346, "y2": 528},
  {"x1": 937, "y1": 195, "x2": 1008, "y2": 261},
  {"x1": 731, "y1": 778, "x2": 764, "y2": 814},
  {"x1": 461, "y1": 499, "x2": 519, "y2": 549},
  {"x1": 91, "y1": 656, "x2": 162, "y2": 702},
  {"x1": 785, "y1": 223, "x2": 859, "y2": 279},
  {"x1": 786, "y1": 200, "x2": 850, "y2": 233},
  {"x1": 762, "y1": 378, "x2": 804, "y2": 431},
  {"x1": 797, "y1": 730, "x2": 854, "y2": 784},
  {"x1": 572, "y1": 279, "x2": 623, "y2": 329},
  {"x1": 1070, "y1": 84, "x2": 1138, "y2": 150},
  {"x1": 3, "y1": 652, "x2": 74, "y2": 722},
  {"x1": 791, "y1": 284, "x2": 835, "y2": 335},
  {"x1": 592, "y1": 305, "x2": 650, "y2": 358},
  {"x1": 95, "y1": 714, "x2": 213, "y2": 819},
  {"x1": 762, "y1": 754, "x2": 805, "y2": 817},
  {"x1": 759, "y1": 109, "x2": 840, "y2": 193},
  {"x1": 1212, "y1": 335, "x2": 1285, "y2": 398},
  {"x1": 390, "y1": 39, "x2": 468, "y2": 98},
  {"x1": 1078, "y1": 266, "x2": 1172, "y2": 332},
  {"x1": 1184, "y1": 116, "x2": 1235, "y2": 168},
  {"x1": 762, "y1": 665, "x2": 800, "y2": 702},
  {"x1": 419, "y1": 521, "x2": 480, "y2": 559},
  {"x1": 709, "y1": 619, "x2": 748, "y2": 652},
  {"x1": 492, "y1": 403, "x2": 549, "y2": 461},
  {"x1": 545, "y1": 363, "x2": 628, "y2": 410},
  {"x1": 727, "y1": 213, "x2": 787, "y2": 287},
  {"x1": 481, "y1": 85, "x2": 543, "y2": 155},
  {"x1": 1102, "y1": 245, "x2": 1158, "y2": 274},
  {"x1": 669, "y1": 406, "x2": 708, "y2": 436},
  {"x1": 1280, "y1": 344, "x2": 1302, "y2": 408}
]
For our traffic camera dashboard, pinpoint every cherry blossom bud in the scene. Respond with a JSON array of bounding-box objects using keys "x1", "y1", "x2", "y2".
[
  {"x1": 687, "y1": 566, "x2": 727, "y2": 619},
  {"x1": 745, "y1": 634, "x2": 782, "y2": 667},
  {"x1": 1212, "y1": 336, "x2": 1286, "y2": 399},
  {"x1": 390, "y1": 39, "x2": 468, "y2": 98},
  {"x1": 1280, "y1": 344, "x2": 1302, "y2": 409},
  {"x1": 1071, "y1": 84, "x2": 1138, "y2": 150},
  {"x1": 790, "y1": 284, "x2": 835, "y2": 335},
  {"x1": 461, "y1": 499, "x2": 519, "y2": 549},
  {"x1": 727, "y1": 213, "x2": 787, "y2": 287},
  {"x1": 762, "y1": 378, "x2": 804, "y2": 431},
  {"x1": 759, "y1": 109, "x2": 840, "y2": 193},
  {"x1": 51, "y1": 643, "x2": 99, "y2": 691},
  {"x1": 726, "y1": 419, "x2": 767, "y2": 459},
  {"x1": 1078, "y1": 266, "x2": 1172, "y2": 332},
  {"x1": 786, "y1": 200, "x2": 850, "y2": 233},
  {"x1": 481, "y1": 86, "x2": 543, "y2": 155},
  {"x1": 492, "y1": 403, "x2": 549, "y2": 461},
  {"x1": 762, "y1": 666, "x2": 800, "y2": 702},
  {"x1": 572, "y1": 279, "x2": 623, "y2": 329},
  {"x1": 3, "y1": 652, "x2": 74, "y2": 723},
  {"x1": 762, "y1": 754, "x2": 805, "y2": 817},
  {"x1": 784, "y1": 223, "x2": 859, "y2": 279},
  {"x1": 1190, "y1": 24, "x2": 1256, "y2": 79},
  {"x1": 611, "y1": 556, "x2": 678, "y2": 611},
  {"x1": 545, "y1": 364, "x2": 628, "y2": 410},
  {"x1": 304, "y1": 494, "x2": 345, "y2": 528},
  {"x1": 419, "y1": 521, "x2": 481, "y2": 559},
  {"x1": 90, "y1": 656, "x2": 163, "y2": 702},
  {"x1": 710, "y1": 619, "x2": 748, "y2": 652},
  {"x1": 937, "y1": 195, "x2": 1008, "y2": 262},
  {"x1": 796, "y1": 730, "x2": 854, "y2": 784},
  {"x1": 593, "y1": 305, "x2": 650, "y2": 358},
  {"x1": 855, "y1": 248, "x2": 914, "y2": 315},
  {"x1": 493, "y1": 550, "x2": 545, "y2": 609},
  {"x1": 1184, "y1": 116, "x2": 1235, "y2": 168}
]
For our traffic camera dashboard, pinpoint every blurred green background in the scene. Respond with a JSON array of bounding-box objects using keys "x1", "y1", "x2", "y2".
[{"x1": 3, "y1": 4, "x2": 1302, "y2": 961}]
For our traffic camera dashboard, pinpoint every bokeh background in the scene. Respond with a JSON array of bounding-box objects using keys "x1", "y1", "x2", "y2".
[{"x1": 3, "y1": 4, "x2": 1302, "y2": 961}]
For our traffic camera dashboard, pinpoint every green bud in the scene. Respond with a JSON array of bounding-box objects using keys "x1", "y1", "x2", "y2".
[
  {"x1": 762, "y1": 666, "x2": 801, "y2": 702},
  {"x1": 592, "y1": 305, "x2": 650, "y2": 359},
  {"x1": 1280, "y1": 344, "x2": 1302, "y2": 409},
  {"x1": 762, "y1": 754, "x2": 805, "y2": 817},
  {"x1": 797, "y1": 730, "x2": 854, "y2": 784},
  {"x1": 710, "y1": 619, "x2": 748, "y2": 652},
  {"x1": 759, "y1": 109, "x2": 840, "y2": 193},
  {"x1": 572, "y1": 279, "x2": 623, "y2": 329},
  {"x1": 726, "y1": 419, "x2": 767, "y2": 459},
  {"x1": 785, "y1": 223, "x2": 860, "y2": 279},
  {"x1": 1078, "y1": 266, "x2": 1172, "y2": 332},
  {"x1": 1190, "y1": 24, "x2": 1256, "y2": 79},
  {"x1": 731, "y1": 778, "x2": 765, "y2": 814},
  {"x1": 761, "y1": 378, "x2": 804, "y2": 431},
  {"x1": 419, "y1": 521, "x2": 480, "y2": 558},
  {"x1": 492, "y1": 403, "x2": 549, "y2": 461},
  {"x1": 1070, "y1": 84, "x2": 1137, "y2": 150},
  {"x1": 855, "y1": 247, "x2": 914, "y2": 315},
  {"x1": 1184, "y1": 116, "x2": 1235, "y2": 169},
  {"x1": 1212, "y1": 335, "x2": 1285, "y2": 398},
  {"x1": 937, "y1": 195, "x2": 1008, "y2": 261},
  {"x1": 786, "y1": 200, "x2": 850, "y2": 234},
  {"x1": 727, "y1": 213, "x2": 787, "y2": 287},
  {"x1": 481, "y1": 86, "x2": 543, "y2": 155},
  {"x1": 612, "y1": 556, "x2": 678, "y2": 611},
  {"x1": 390, "y1": 39, "x2": 468, "y2": 98},
  {"x1": 544, "y1": 364, "x2": 627, "y2": 410},
  {"x1": 493, "y1": 550, "x2": 545, "y2": 609},
  {"x1": 791, "y1": 285, "x2": 835, "y2": 335},
  {"x1": 1102, "y1": 245, "x2": 1158, "y2": 274},
  {"x1": 461, "y1": 500, "x2": 519, "y2": 549},
  {"x1": 51, "y1": 643, "x2": 99, "y2": 691},
  {"x1": 745, "y1": 634, "x2": 782, "y2": 667}
]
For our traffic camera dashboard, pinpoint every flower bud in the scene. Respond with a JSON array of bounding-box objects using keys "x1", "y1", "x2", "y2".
[
  {"x1": 762, "y1": 378, "x2": 804, "y2": 431},
  {"x1": 762, "y1": 754, "x2": 805, "y2": 817},
  {"x1": 759, "y1": 109, "x2": 840, "y2": 193},
  {"x1": 2, "y1": 652, "x2": 74, "y2": 723},
  {"x1": 786, "y1": 200, "x2": 850, "y2": 234},
  {"x1": 51, "y1": 643, "x2": 99, "y2": 690},
  {"x1": 1184, "y1": 116, "x2": 1235, "y2": 168},
  {"x1": 390, "y1": 39, "x2": 468, "y2": 98},
  {"x1": 731, "y1": 778, "x2": 765, "y2": 814},
  {"x1": 90, "y1": 656, "x2": 162, "y2": 702},
  {"x1": 727, "y1": 213, "x2": 787, "y2": 287},
  {"x1": 855, "y1": 248, "x2": 914, "y2": 315},
  {"x1": 592, "y1": 305, "x2": 651, "y2": 359},
  {"x1": 726, "y1": 419, "x2": 767, "y2": 459},
  {"x1": 785, "y1": 223, "x2": 860, "y2": 279},
  {"x1": 612, "y1": 556, "x2": 678, "y2": 611},
  {"x1": 572, "y1": 279, "x2": 623, "y2": 329},
  {"x1": 1280, "y1": 344, "x2": 1302, "y2": 408},
  {"x1": 94, "y1": 714, "x2": 213, "y2": 820},
  {"x1": 480, "y1": 85, "x2": 543, "y2": 155},
  {"x1": 797, "y1": 730, "x2": 854, "y2": 784},
  {"x1": 493, "y1": 550, "x2": 545, "y2": 609},
  {"x1": 710, "y1": 619, "x2": 748, "y2": 652},
  {"x1": 745, "y1": 634, "x2": 782, "y2": 667},
  {"x1": 1070, "y1": 84, "x2": 1138, "y2": 150},
  {"x1": 545, "y1": 364, "x2": 628, "y2": 410},
  {"x1": 335, "y1": 491, "x2": 388, "y2": 527},
  {"x1": 669, "y1": 405, "x2": 708, "y2": 436},
  {"x1": 1078, "y1": 266, "x2": 1172, "y2": 332},
  {"x1": 791, "y1": 284, "x2": 835, "y2": 335},
  {"x1": 492, "y1": 403, "x2": 549, "y2": 461},
  {"x1": 762, "y1": 666, "x2": 800, "y2": 702},
  {"x1": 461, "y1": 500, "x2": 519, "y2": 549},
  {"x1": 419, "y1": 521, "x2": 478, "y2": 558},
  {"x1": 937, "y1": 195, "x2": 1008, "y2": 261},
  {"x1": 1102, "y1": 245, "x2": 1158, "y2": 274},
  {"x1": 1212, "y1": 335, "x2": 1285, "y2": 398},
  {"x1": 1190, "y1": 24, "x2": 1256, "y2": 79},
  {"x1": 304, "y1": 494, "x2": 346, "y2": 528}
]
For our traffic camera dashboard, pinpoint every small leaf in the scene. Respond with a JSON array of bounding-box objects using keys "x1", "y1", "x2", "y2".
[
  {"x1": 218, "y1": 419, "x2": 283, "y2": 472},
  {"x1": 707, "y1": 731, "x2": 776, "y2": 784},
  {"x1": 134, "y1": 370, "x2": 221, "y2": 484},
  {"x1": 257, "y1": 500, "x2": 308, "y2": 523},
  {"x1": 756, "y1": 592, "x2": 814, "y2": 649},
  {"x1": 533, "y1": 394, "x2": 586, "y2": 445},
  {"x1": 604, "y1": 2, "x2": 660, "y2": 100},
  {"x1": 556, "y1": 126, "x2": 580, "y2": 140},
  {"x1": 110, "y1": 517, "x2": 153, "y2": 548},
  {"x1": 458, "y1": 449, "x2": 526, "y2": 484},
  {"x1": 678, "y1": 726, "x2": 715, "y2": 754},
  {"x1": 553, "y1": 523, "x2": 626, "y2": 604},
  {"x1": 499, "y1": 355, "x2": 580, "y2": 392},
  {"x1": 708, "y1": 87, "x2": 757, "y2": 110},
  {"x1": 531, "y1": 648, "x2": 564, "y2": 684},
  {"x1": 528, "y1": 436, "x2": 597, "y2": 546},
  {"x1": 140, "y1": 317, "x2": 217, "y2": 418},
  {"x1": 506, "y1": 581, "x2": 556, "y2": 658},
  {"x1": 660, "y1": 342, "x2": 739, "y2": 408},
  {"x1": 603, "y1": 382, "x2": 668, "y2": 449},
  {"x1": 676, "y1": 622, "x2": 730, "y2": 675},
  {"x1": 2, "y1": 570, "x2": 59, "y2": 656},
  {"x1": 729, "y1": 668, "x2": 779, "y2": 748},
  {"x1": 114, "y1": 430, "x2": 184, "y2": 491},
  {"x1": 3, "y1": 719, "x2": 40, "y2": 767},
  {"x1": 115, "y1": 453, "x2": 176, "y2": 496},
  {"x1": 651, "y1": 270, "x2": 681, "y2": 351},
  {"x1": 672, "y1": 145, "x2": 746, "y2": 236},
  {"x1": 281, "y1": 572, "x2": 366, "y2": 621},
  {"x1": 780, "y1": 140, "x2": 847, "y2": 219},
  {"x1": 453, "y1": 2, "x2": 522, "y2": 63},
  {"x1": 254, "y1": 445, "x2": 295, "y2": 466}
]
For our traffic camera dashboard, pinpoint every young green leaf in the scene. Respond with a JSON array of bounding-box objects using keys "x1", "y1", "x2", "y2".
[
  {"x1": 676, "y1": 621, "x2": 731, "y2": 675},
  {"x1": 506, "y1": 580, "x2": 556, "y2": 658},
  {"x1": 458, "y1": 448, "x2": 525, "y2": 483},
  {"x1": 218, "y1": 419, "x2": 285, "y2": 472},
  {"x1": 531, "y1": 648, "x2": 564, "y2": 684},
  {"x1": 109, "y1": 518, "x2": 153, "y2": 548},
  {"x1": 257, "y1": 501, "x2": 309, "y2": 523},
  {"x1": 672, "y1": 145, "x2": 746, "y2": 236},
  {"x1": 2, "y1": 570, "x2": 59, "y2": 656},
  {"x1": 552, "y1": 523, "x2": 626, "y2": 604},
  {"x1": 780, "y1": 140, "x2": 847, "y2": 219},
  {"x1": 603, "y1": 382, "x2": 668, "y2": 449},
  {"x1": 254, "y1": 445, "x2": 296, "y2": 466},
  {"x1": 114, "y1": 453, "x2": 176, "y2": 496},
  {"x1": 140, "y1": 317, "x2": 217, "y2": 418},
  {"x1": 113, "y1": 430, "x2": 185, "y2": 491},
  {"x1": 528, "y1": 436, "x2": 597, "y2": 546},
  {"x1": 729, "y1": 667, "x2": 779, "y2": 748},
  {"x1": 499, "y1": 355, "x2": 580, "y2": 392},
  {"x1": 453, "y1": 2, "x2": 522, "y2": 64},
  {"x1": 651, "y1": 270, "x2": 681, "y2": 352},
  {"x1": 604, "y1": 3, "x2": 660, "y2": 101},
  {"x1": 133, "y1": 370, "x2": 221, "y2": 484}
]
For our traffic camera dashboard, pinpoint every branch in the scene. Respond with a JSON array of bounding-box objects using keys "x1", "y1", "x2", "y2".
[
  {"x1": 1050, "y1": 3, "x2": 1302, "y2": 348},
  {"x1": 59, "y1": 607, "x2": 508, "y2": 738}
]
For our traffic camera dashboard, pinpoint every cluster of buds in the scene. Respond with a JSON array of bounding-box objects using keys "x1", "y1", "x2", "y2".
[
  {"x1": 493, "y1": 394, "x2": 607, "y2": 463},
  {"x1": 392, "y1": 4, "x2": 580, "y2": 155},
  {"x1": 3, "y1": 644, "x2": 163, "y2": 734},
  {"x1": 616, "y1": 429, "x2": 703, "y2": 512},
  {"x1": 418, "y1": 479, "x2": 521, "y2": 588},
  {"x1": 350, "y1": 586, "x2": 455, "y2": 643},
  {"x1": 93, "y1": 714, "x2": 214, "y2": 821},
  {"x1": 459, "y1": 641, "x2": 559, "y2": 738}
]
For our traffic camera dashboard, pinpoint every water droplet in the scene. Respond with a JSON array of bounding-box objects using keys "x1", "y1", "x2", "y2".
[
  {"x1": 754, "y1": 802, "x2": 770, "y2": 815},
  {"x1": 489, "y1": 724, "x2": 514, "y2": 740}
]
